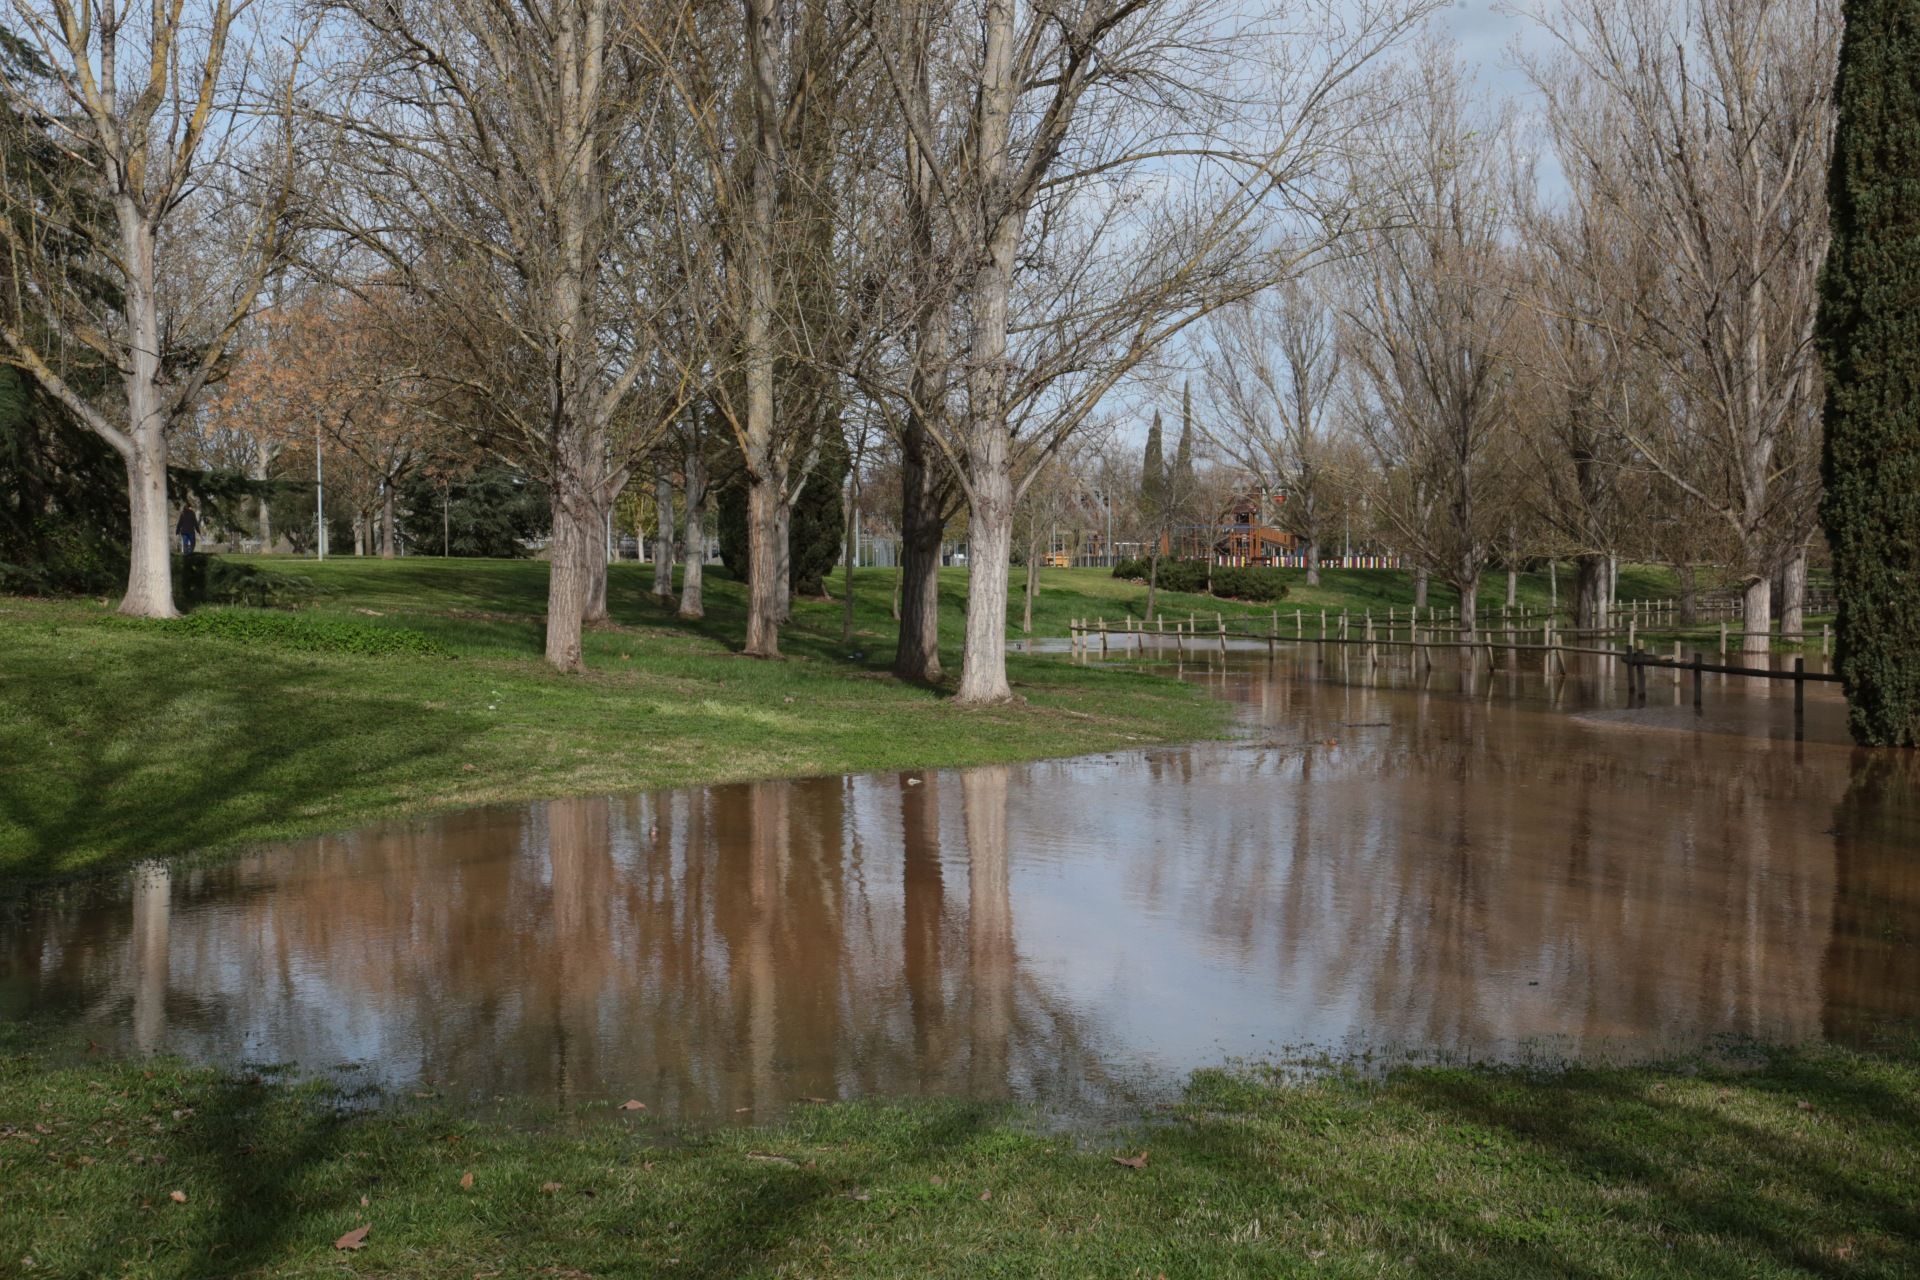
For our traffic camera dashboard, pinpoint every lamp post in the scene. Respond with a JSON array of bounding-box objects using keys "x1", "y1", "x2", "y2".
[{"x1": 315, "y1": 422, "x2": 326, "y2": 561}]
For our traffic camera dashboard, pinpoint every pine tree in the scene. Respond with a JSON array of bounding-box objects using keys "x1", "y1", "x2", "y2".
[{"x1": 1818, "y1": 0, "x2": 1920, "y2": 746}]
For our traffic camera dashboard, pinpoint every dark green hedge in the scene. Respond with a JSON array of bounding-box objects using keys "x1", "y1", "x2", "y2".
[{"x1": 1111, "y1": 558, "x2": 1289, "y2": 602}]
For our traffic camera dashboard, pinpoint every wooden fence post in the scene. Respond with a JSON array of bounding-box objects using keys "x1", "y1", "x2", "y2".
[{"x1": 1794, "y1": 657, "x2": 1807, "y2": 741}]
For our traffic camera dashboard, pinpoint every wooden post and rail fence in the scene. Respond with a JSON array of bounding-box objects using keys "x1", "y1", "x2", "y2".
[{"x1": 1065, "y1": 607, "x2": 1842, "y2": 740}]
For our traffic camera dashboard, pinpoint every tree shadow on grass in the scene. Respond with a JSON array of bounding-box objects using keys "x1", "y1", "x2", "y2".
[
  {"x1": 0, "y1": 637, "x2": 487, "y2": 893},
  {"x1": 1202, "y1": 1049, "x2": 1920, "y2": 1279},
  {"x1": 24, "y1": 1063, "x2": 998, "y2": 1280}
]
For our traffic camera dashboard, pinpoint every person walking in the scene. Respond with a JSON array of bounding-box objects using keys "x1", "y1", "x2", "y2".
[{"x1": 176, "y1": 501, "x2": 200, "y2": 556}]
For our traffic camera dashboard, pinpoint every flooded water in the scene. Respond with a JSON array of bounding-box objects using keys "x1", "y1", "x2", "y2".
[{"x1": 4, "y1": 648, "x2": 1917, "y2": 1121}]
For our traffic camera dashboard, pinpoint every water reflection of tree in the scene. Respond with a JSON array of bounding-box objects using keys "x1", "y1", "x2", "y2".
[
  {"x1": 1106, "y1": 672, "x2": 1888, "y2": 1060},
  {"x1": 11, "y1": 685, "x2": 1916, "y2": 1108},
  {"x1": 1825, "y1": 753, "x2": 1920, "y2": 1041}
]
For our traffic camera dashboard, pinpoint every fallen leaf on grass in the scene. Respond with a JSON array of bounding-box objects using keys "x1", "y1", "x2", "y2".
[
  {"x1": 979, "y1": 1189, "x2": 992, "y2": 1202},
  {"x1": 745, "y1": 1152, "x2": 799, "y2": 1167},
  {"x1": 359, "y1": 1195, "x2": 369, "y2": 1208},
  {"x1": 1111, "y1": 1152, "x2": 1149, "y2": 1170},
  {"x1": 333, "y1": 1225, "x2": 369, "y2": 1251},
  {"x1": 540, "y1": 1182, "x2": 563, "y2": 1194},
  {"x1": 460, "y1": 1171, "x2": 474, "y2": 1190},
  {"x1": 929, "y1": 1175, "x2": 945, "y2": 1187},
  {"x1": 618, "y1": 1099, "x2": 646, "y2": 1111},
  {"x1": 168, "y1": 1190, "x2": 187, "y2": 1204},
  {"x1": 1797, "y1": 1100, "x2": 1815, "y2": 1112}
]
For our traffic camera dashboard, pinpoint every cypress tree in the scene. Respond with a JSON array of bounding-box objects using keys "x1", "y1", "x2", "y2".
[
  {"x1": 1818, "y1": 0, "x2": 1920, "y2": 746},
  {"x1": 1141, "y1": 410, "x2": 1166, "y2": 517},
  {"x1": 1173, "y1": 381, "x2": 1196, "y2": 497},
  {"x1": 1140, "y1": 411, "x2": 1167, "y2": 617}
]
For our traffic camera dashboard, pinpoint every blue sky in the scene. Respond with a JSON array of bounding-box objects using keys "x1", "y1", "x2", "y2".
[{"x1": 1434, "y1": 0, "x2": 1553, "y2": 112}]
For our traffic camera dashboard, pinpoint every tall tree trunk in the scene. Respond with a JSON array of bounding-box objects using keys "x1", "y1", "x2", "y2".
[
  {"x1": 1458, "y1": 567, "x2": 1480, "y2": 642},
  {"x1": 743, "y1": 467, "x2": 785, "y2": 658},
  {"x1": 892, "y1": 0, "x2": 949, "y2": 682},
  {"x1": 546, "y1": 482, "x2": 589, "y2": 671},
  {"x1": 953, "y1": 0, "x2": 1018, "y2": 706},
  {"x1": 956, "y1": 440, "x2": 1014, "y2": 703},
  {"x1": 253, "y1": 451, "x2": 272, "y2": 552},
  {"x1": 381, "y1": 483, "x2": 397, "y2": 559},
  {"x1": 1781, "y1": 546, "x2": 1808, "y2": 643},
  {"x1": 114, "y1": 205, "x2": 178, "y2": 618},
  {"x1": 741, "y1": 0, "x2": 784, "y2": 658},
  {"x1": 1413, "y1": 566, "x2": 1429, "y2": 610},
  {"x1": 842, "y1": 479, "x2": 859, "y2": 643},
  {"x1": 653, "y1": 474, "x2": 675, "y2": 598},
  {"x1": 1742, "y1": 575, "x2": 1772, "y2": 655},
  {"x1": 1574, "y1": 553, "x2": 1606, "y2": 631},
  {"x1": 774, "y1": 494, "x2": 793, "y2": 621},
  {"x1": 678, "y1": 447, "x2": 708, "y2": 620},
  {"x1": 1676, "y1": 562, "x2": 1697, "y2": 626},
  {"x1": 1505, "y1": 566, "x2": 1518, "y2": 608},
  {"x1": 579, "y1": 493, "x2": 609, "y2": 623},
  {"x1": 893, "y1": 448, "x2": 945, "y2": 681},
  {"x1": 123, "y1": 439, "x2": 176, "y2": 617},
  {"x1": 1304, "y1": 535, "x2": 1319, "y2": 587},
  {"x1": 354, "y1": 516, "x2": 366, "y2": 557},
  {"x1": 1021, "y1": 522, "x2": 1039, "y2": 634}
]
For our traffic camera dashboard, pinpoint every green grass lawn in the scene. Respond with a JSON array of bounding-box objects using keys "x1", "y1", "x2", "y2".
[
  {"x1": 5, "y1": 556, "x2": 1905, "y2": 1277},
  {"x1": 3, "y1": 1024, "x2": 1914, "y2": 1279},
  {"x1": 1, "y1": 558, "x2": 1245, "y2": 891}
]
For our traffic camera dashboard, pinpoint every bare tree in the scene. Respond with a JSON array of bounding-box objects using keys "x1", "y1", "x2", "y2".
[
  {"x1": 857, "y1": 0, "x2": 1435, "y2": 702},
  {"x1": 1526, "y1": 0, "x2": 1840, "y2": 651},
  {"x1": 1511, "y1": 185, "x2": 1658, "y2": 629},
  {"x1": 1197, "y1": 270, "x2": 1343, "y2": 586},
  {"x1": 313, "y1": 0, "x2": 690, "y2": 669},
  {"x1": 1338, "y1": 51, "x2": 1521, "y2": 640},
  {"x1": 0, "y1": 0, "x2": 300, "y2": 615}
]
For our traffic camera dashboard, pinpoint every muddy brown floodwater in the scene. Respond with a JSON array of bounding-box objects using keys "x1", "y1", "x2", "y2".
[{"x1": 4, "y1": 650, "x2": 1917, "y2": 1122}]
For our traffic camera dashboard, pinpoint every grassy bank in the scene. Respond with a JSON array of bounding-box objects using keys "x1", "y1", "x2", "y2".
[
  {"x1": 0, "y1": 557, "x2": 1833, "y2": 891},
  {"x1": 3, "y1": 1027, "x2": 1914, "y2": 1278},
  {"x1": 0, "y1": 559, "x2": 1238, "y2": 891}
]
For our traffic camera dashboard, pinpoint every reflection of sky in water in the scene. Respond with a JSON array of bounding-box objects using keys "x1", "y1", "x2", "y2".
[{"x1": 5, "y1": 656, "x2": 1916, "y2": 1122}]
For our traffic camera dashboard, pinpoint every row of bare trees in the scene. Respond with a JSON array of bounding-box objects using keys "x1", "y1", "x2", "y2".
[
  {"x1": 4, "y1": 0, "x2": 1831, "y2": 683},
  {"x1": 0, "y1": 0, "x2": 1439, "y2": 701},
  {"x1": 1181, "y1": 0, "x2": 1838, "y2": 653}
]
